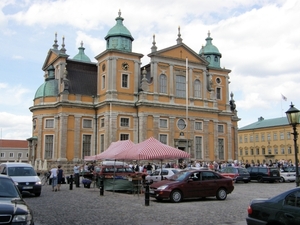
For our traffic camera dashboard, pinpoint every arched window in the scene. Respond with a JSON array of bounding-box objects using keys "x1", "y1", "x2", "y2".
[
  {"x1": 194, "y1": 79, "x2": 201, "y2": 98},
  {"x1": 159, "y1": 74, "x2": 167, "y2": 93}
]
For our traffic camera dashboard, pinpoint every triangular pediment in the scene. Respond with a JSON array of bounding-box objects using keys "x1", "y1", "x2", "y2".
[
  {"x1": 148, "y1": 43, "x2": 208, "y2": 65},
  {"x1": 42, "y1": 49, "x2": 69, "y2": 71}
]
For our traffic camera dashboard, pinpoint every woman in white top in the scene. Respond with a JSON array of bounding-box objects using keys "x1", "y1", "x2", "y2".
[{"x1": 50, "y1": 167, "x2": 58, "y2": 191}]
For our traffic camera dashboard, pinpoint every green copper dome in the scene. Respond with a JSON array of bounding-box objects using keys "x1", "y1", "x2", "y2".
[
  {"x1": 105, "y1": 10, "x2": 133, "y2": 52},
  {"x1": 73, "y1": 41, "x2": 91, "y2": 62},
  {"x1": 199, "y1": 31, "x2": 222, "y2": 68},
  {"x1": 34, "y1": 65, "x2": 59, "y2": 99}
]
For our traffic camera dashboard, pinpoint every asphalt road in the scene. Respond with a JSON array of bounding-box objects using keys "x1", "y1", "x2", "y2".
[{"x1": 24, "y1": 181, "x2": 296, "y2": 225}]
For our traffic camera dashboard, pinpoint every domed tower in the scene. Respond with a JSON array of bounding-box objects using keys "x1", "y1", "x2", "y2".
[
  {"x1": 104, "y1": 10, "x2": 134, "y2": 52},
  {"x1": 72, "y1": 41, "x2": 91, "y2": 62},
  {"x1": 34, "y1": 65, "x2": 58, "y2": 99},
  {"x1": 199, "y1": 31, "x2": 222, "y2": 68}
]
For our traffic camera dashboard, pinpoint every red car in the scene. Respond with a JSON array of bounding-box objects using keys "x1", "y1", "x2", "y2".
[{"x1": 149, "y1": 169, "x2": 234, "y2": 203}]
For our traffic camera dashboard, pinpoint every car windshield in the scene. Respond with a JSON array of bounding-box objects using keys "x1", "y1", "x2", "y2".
[
  {"x1": 237, "y1": 168, "x2": 249, "y2": 173},
  {"x1": 168, "y1": 171, "x2": 191, "y2": 181},
  {"x1": 0, "y1": 178, "x2": 20, "y2": 198},
  {"x1": 8, "y1": 167, "x2": 37, "y2": 176}
]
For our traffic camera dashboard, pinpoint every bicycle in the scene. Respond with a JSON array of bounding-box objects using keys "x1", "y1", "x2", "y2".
[{"x1": 41, "y1": 172, "x2": 50, "y2": 185}]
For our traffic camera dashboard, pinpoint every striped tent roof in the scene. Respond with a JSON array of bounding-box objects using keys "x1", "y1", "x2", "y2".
[
  {"x1": 115, "y1": 137, "x2": 190, "y2": 160},
  {"x1": 95, "y1": 140, "x2": 135, "y2": 160}
]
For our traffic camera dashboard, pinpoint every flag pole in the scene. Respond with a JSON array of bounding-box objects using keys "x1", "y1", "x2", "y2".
[{"x1": 186, "y1": 57, "x2": 190, "y2": 164}]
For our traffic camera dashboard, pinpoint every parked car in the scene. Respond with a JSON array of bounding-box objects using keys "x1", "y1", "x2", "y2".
[
  {"x1": 149, "y1": 169, "x2": 234, "y2": 203},
  {"x1": 280, "y1": 167, "x2": 296, "y2": 182},
  {"x1": 0, "y1": 162, "x2": 42, "y2": 196},
  {"x1": 145, "y1": 168, "x2": 181, "y2": 183},
  {"x1": 246, "y1": 166, "x2": 280, "y2": 183},
  {"x1": 246, "y1": 187, "x2": 300, "y2": 225},
  {"x1": 219, "y1": 166, "x2": 250, "y2": 183},
  {"x1": 0, "y1": 174, "x2": 34, "y2": 225}
]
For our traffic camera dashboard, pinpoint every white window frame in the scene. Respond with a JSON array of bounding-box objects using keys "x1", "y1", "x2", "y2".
[
  {"x1": 218, "y1": 124, "x2": 224, "y2": 133},
  {"x1": 9, "y1": 153, "x2": 14, "y2": 158},
  {"x1": 195, "y1": 121, "x2": 203, "y2": 131},
  {"x1": 120, "y1": 117, "x2": 130, "y2": 127},
  {"x1": 100, "y1": 118, "x2": 105, "y2": 128},
  {"x1": 45, "y1": 119, "x2": 54, "y2": 128},
  {"x1": 194, "y1": 79, "x2": 201, "y2": 98},
  {"x1": 120, "y1": 133, "x2": 129, "y2": 140},
  {"x1": 159, "y1": 134, "x2": 168, "y2": 144},
  {"x1": 159, "y1": 74, "x2": 167, "y2": 93},
  {"x1": 159, "y1": 119, "x2": 168, "y2": 129},
  {"x1": 83, "y1": 119, "x2": 92, "y2": 128},
  {"x1": 45, "y1": 135, "x2": 54, "y2": 159},
  {"x1": 195, "y1": 136, "x2": 203, "y2": 159},
  {"x1": 0, "y1": 152, "x2": 4, "y2": 158},
  {"x1": 121, "y1": 73, "x2": 129, "y2": 88},
  {"x1": 216, "y1": 87, "x2": 221, "y2": 100}
]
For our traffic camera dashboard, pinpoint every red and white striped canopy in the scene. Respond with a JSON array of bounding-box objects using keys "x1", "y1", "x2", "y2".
[
  {"x1": 95, "y1": 140, "x2": 135, "y2": 160},
  {"x1": 115, "y1": 137, "x2": 190, "y2": 160}
]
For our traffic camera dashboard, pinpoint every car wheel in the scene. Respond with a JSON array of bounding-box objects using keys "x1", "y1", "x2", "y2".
[
  {"x1": 258, "y1": 177, "x2": 264, "y2": 183},
  {"x1": 35, "y1": 192, "x2": 41, "y2": 197},
  {"x1": 170, "y1": 189, "x2": 182, "y2": 203},
  {"x1": 279, "y1": 177, "x2": 285, "y2": 183},
  {"x1": 216, "y1": 188, "x2": 227, "y2": 200}
]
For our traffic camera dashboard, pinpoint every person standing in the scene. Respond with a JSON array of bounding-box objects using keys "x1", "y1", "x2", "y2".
[
  {"x1": 74, "y1": 164, "x2": 80, "y2": 188},
  {"x1": 57, "y1": 165, "x2": 64, "y2": 191},
  {"x1": 50, "y1": 166, "x2": 58, "y2": 192}
]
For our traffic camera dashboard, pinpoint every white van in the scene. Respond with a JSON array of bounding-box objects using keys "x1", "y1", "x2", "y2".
[{"x1": 0, "y1": 162, "x2": 42, "y2": 197}]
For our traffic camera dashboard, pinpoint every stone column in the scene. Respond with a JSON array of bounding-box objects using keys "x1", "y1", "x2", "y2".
[
  {"x1": 73, "y1": 115, "x2": 81, "y2": 161},
  {"x1": 57, "y1": 114, "x2": 67, "y2": 161}
]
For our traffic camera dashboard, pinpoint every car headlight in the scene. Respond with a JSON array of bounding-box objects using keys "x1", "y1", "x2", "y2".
[
  {"x1": 36, "y1": 181, "x2": 42, "y2": 185},
  {"x1": 12, "y1": 212, "x2": 33, "y2": 225},
  {"x1": 14, "y1": 181, "x2": 19, "y2": 185},
  {"x1": 157, "y1": 185, "x2": 168, "y2": 190}
]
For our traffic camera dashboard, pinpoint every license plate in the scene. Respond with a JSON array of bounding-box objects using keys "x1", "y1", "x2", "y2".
[
  {"x1": 23, "y1": 186, "x2": 33, "y2": 189},
  {"x1": 243, "y1": 177, "x2": 248, "y2": 179}
]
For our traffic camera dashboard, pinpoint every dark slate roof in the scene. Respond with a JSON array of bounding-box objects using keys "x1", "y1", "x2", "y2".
[
  {"x1": 66, "y1": 60, "x2": 97, "y2": 96},
  {"x1": 239, "y1": 117, "x2": 289, "y2": 131}
]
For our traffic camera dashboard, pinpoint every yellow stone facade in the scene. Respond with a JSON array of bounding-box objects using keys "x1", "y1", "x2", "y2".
[{"x1": 27, "y1": 12, "x2": 239, "y2": 165}]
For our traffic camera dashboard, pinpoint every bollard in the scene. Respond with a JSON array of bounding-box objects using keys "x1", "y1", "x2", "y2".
[
  {"x1": 99, "y1": 176, "x2": 104, "y2": 196},
  {"x1": 69, "y1": 174, "x2": 73, "y2": 190},
  {"x1": 144, "y1": 182, "x2": 150, "y2": 206}
]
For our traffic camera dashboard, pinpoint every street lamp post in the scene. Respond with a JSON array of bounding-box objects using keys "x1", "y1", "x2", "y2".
[{"x1": 285, "y1": 102, "x2": 300, "y2": 187}]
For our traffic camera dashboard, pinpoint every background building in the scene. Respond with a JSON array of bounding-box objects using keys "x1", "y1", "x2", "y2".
[
  {"x1": 27, "y1": 11, "x2": 239, "y2": 169},
  {"x1": 238, "y1": 116, "x2": 296, "y2": 165},
  {"x1": 0, "y1": 139, "x2": 28, "y2": 163}
]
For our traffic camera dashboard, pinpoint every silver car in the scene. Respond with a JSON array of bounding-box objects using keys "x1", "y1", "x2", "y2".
[{"x1": 145, "y1": 168, "x2": 181, "y2": 183}]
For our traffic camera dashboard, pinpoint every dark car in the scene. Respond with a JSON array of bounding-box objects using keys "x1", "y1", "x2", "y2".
[
  {"x1": 0, "y1": 174, "x2": 34, "y2": 225},
  {"x1": 246, "y1": 166, "x2": 280, "y2": 183},
  {"x1": 149, "y1": 169, "x2": 234, "y2": 203},
  {"x1": 219, "y1": 167, "x2": 250, "y2": 183},
  {"x1": 246, "y1": 187, "x2": 300, "y2": 225}
]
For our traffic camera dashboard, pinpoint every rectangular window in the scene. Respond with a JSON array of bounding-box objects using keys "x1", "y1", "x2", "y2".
[
  {"x1": 268, "y1": 147, "x2": 272, "y2": 155},
  {"x1": 250, "y1": 149, "x2": 254, "y2": 155},
  {"x1": 17, "y1": 153, "x2": 22, "y2": 159},
  {"x1": 281, "y1": 147, "x2": 285, "y2": 154},
  {"x1": 261, "y1": 134, "x2": 265, "y2": 142},
  {"x1": 244, "y1": 135, "x2": 248, "y2": 143},
  {"x1": 120, "y1": 118, "x2": 129, "y2": 127},
  {"x1": 82, "y1": 135, "x2": 91, "y2": 157},
  {"x1": 0, "y1": 153, "x2": 5, "y2": 158},
  {"x1": 195, "y1": 136, "x2": 203, "y2": 159},
  {"x1": 218, "y1": 138, "x2": 224, "y2": 160},
  {"x1": 216, "y1": 87, "x2": 221, "y2": 100},
  {"x1": 159, "y1": 134, "x2": 167, "y2": 144},
  {"x1": 9, "y1": 153, "x2": 14, "y2": 158},
  {"x1": 245, "y1": 150, "x2": 248, "y2": 155},
  {"x1": 239, "y1": 136, "x2": 243, "y2": 143},
  {"x1": 102, "y1": 75, "x2": 106, "y2": 89},
  {"x1": 120, "y1": 134, "x2": 129, "y2": 140},
  {"x1": 83, "y1": 119, "x2": 92, "y2": 128},
  {"x1": 160, "y1": 119, "x2": 168, "y2": 128},
  {"x1": 250, "y1": 135, "x2": 253, "y2": 142},
  {"x1": 45, "y1": 135, "x2": 53, "y2": 159},
  {"x1": 280, "y1": 132, "x2": 284, "y2": 140},
  {"x1": 45, "y1": 119, "x2": 54, "y2": 128},
  {"x1": 256, "y1": 148, "x2": 259, "y2": 155},
  {"x1": 195, "y1": 121, "x2": 203, "y2": 131},
  {"x1": 218, "y1": 125, "x2": 224, "y2": 133},
  {"x1": 267, "y1": 133, "x2": 271, "y2": 141},
  {"x1": 262, "y1": 148, "x2": 265, "y2": 155},
  {"x1": 175, "y1": 75, "x2": 186, "y2": 98},
  {"x1": 239, "y1": 149, "x2": 243, "y2": 156},
  {"x1": 100, "y1": 134, "x2": 104, "y2": 152},
  {"x1": 287, "y1": 132, "x2": 291, "y2": 140},
  {"x1": 100, "y1": 118, "x2": 105, "y2": 128},
  {"x1": 273, "y1": 133, "x2": 277, "y2": 141},
  {"x1": 122, "y1": 74, "x2": 128, "y2": 88},
  {"x1": 255, "y1": 134, "x2": 259, "y2": 142},
  {"x1": 288, "y1": 146, "x2": 292, "y2": 154},
  {"x1": 274, "y1": 147, "x2": 278, "y2": 154}
]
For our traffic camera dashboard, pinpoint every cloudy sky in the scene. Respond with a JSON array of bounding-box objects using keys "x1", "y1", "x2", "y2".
[{"x1": 1, "y1": 0, "x2": 300, "y2": 140}]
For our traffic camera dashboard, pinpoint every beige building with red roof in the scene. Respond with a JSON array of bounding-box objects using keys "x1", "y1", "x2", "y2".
[{"x1": 0, "y1": 139, "x2": 28, "y2": 163}]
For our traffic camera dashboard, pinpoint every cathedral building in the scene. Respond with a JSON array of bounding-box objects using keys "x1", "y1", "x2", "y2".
[{"x1": 27, "y1": 11, "x2": 239, "y2": 167}]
